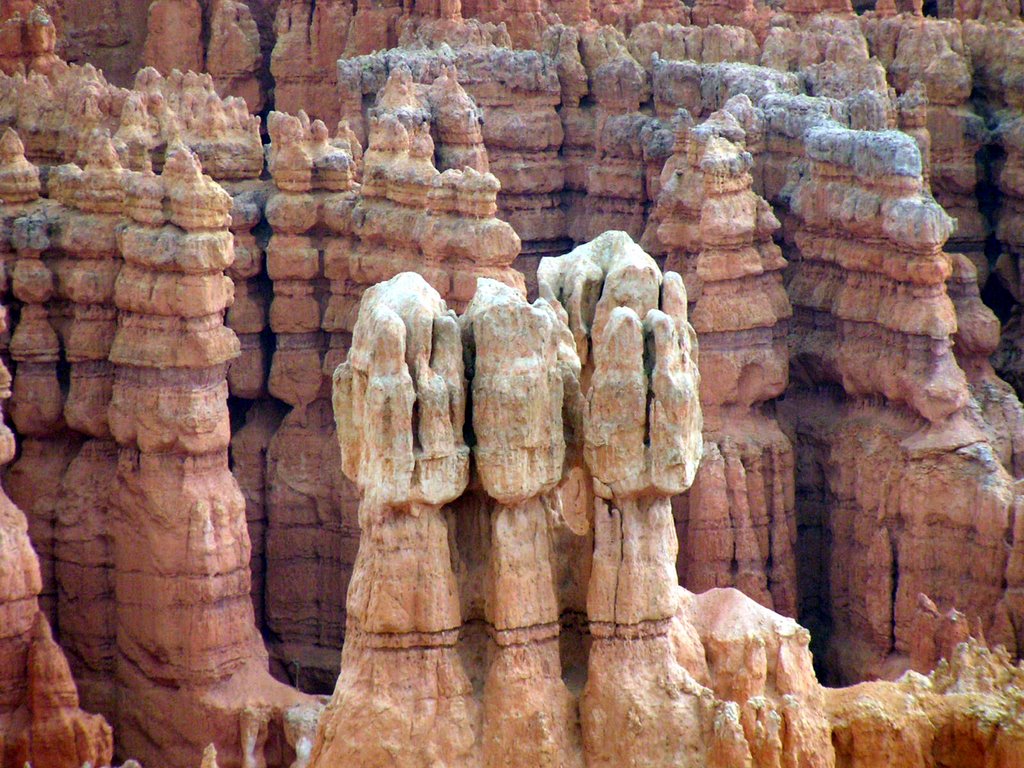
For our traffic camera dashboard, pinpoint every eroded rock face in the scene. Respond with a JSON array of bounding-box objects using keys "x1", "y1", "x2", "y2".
[
  {"x1": 107, "y1": 142, "x2": 309, "y2": 768},
  {"x1": 145, "y1": 0, "x2": 268, "y2": 110},
  {"x1": 777, "y1": 116, "x2": 1024, "y2": 683},
  {"x1": 316, "y1": 273, "x2": 476, "y2": 768},
  {"x1": 0, "y1": 60, "x2": 263, "y2": 182},
  {"x1": 0, "y1": 2, "x2": 62, "y2": 77},
  {"x1": 0, "y1": 128, "x2": 113, "y2": 768},
  {"x1": 862, "y1": 14, "x2": 988, "y2": 268},
  {"x1": 460, "y1": 277, "x2": 583, "y2": 768},
  {"x1": 559, "y1": 233, "x2": 704, "y2": 767},
  {"x1": 0, "y1": 118, "x2": 315, "y2": 767},
  {"x1": 7, "y1": 5, "x2": 1024, "y2": 768},
  {"x1": 258, "y1": 66, "x2": 524, "y2": 686},
  {"x1": 828, "y1": 640, "x2": 1024, "y2": 768},
  {"x1": 44, "y1": 130, "x2": 125, "y2": 723},
  {"x1": 208, "y1": 0, "x2": 266, "y2": 112},
  {"x1": 142, "y1": 0, "x2": 204, "y2": 77},
  {"x1": 646, "y1": 106, "x2": 797, "y2": 617}
]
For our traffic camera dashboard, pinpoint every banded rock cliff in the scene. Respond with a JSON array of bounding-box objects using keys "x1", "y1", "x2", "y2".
[
  {"x1": 0, "y1": 128, "x2": 113, "y2": 768},
  {"x1": 1, "y1": 0, "x2": 1024, "y2": 766}
]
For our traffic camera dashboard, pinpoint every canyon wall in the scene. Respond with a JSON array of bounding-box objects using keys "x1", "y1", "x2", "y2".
[
  {"x1": 0, "y1": 127, "x2": 113, "y2": 768},
  {"x1": 1, "y1": 0, "x2": 1024, "y2": 766}
]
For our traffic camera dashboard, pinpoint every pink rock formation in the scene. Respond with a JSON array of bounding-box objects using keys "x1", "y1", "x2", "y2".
[
  {"x1": 862, "y1": 15, "x2": 988, "y2": 266},
  {"x1": 568, "y1": 27, "x2": 653, "y2": 243},
  {"x1": 6, "y1": 6, "x2": 1024, "y2": 767},
  {"x1": 346, "y1": 0, "x2": 405, "y2": 54},
  {"x1": 131, "y1": 67, "x2": 264, "y2": 181},
  {"x1": 13, "y1": 615, "x2": 114, "y2": 768},
  {"x1": 6, "y1": 126, "x2": 66, "y2": 632},
  {"x1": 142, "y1": 0, "x2": 204, "y2": 76},
  {"x1": 32, "y1": 0, "x2": 146, "y2": 87},
  {"x1": 262, "y1": 108, "x2": 360, "y2": 685},
  {"x1": 259, "y1": 67, "x2": 523, "y2": 686},
  {"x1": 223, "y1": 182, "x2": 271, "y2": 401},
  {"x1": 0, "y1": 127, "x2": 112, "y2": 768},
  {"x1": 207, "y1": 0, "x2": 266, "y2": 113},
  {"x1": 272, "y1": 0, "x2": 352, "y2": 126},
  {"x1": 463, "y1": 0, "x2": 560, "y2": 48},
  {"x1": 692, "y1": 0, "x2": 770, "y2": 43},
  {"x1": 909, "y1": 593, "x2": 975, "y2": 673},
  {"x1": 785, "y1": 0, "x2": 853, "y2": 17},
  {"x1": 460, "y1": 277, "x2": 584, "y2": 768},
  {"x1": 947, "y1": 252, "x2": 1024, "y2": 476},
  {"x1": 312, "y1": 231, "x2": 1024, "y2": 767},
  {"x1": 0, "y1": 2, "x2": 62, "y2": 77},
  {"x1": 314, "y1": 236, "x2": 829, "y2": 768},
  {"x1": 0, "y1": 60, "x2": 263, "y2": 186},
  {"x1": 0, "y1": 70, "x2": 284, "y2": 690},
  {"x1": 343, "y1": 67, "x2": 522, "y2": 311},
  {"x1": 643, "y1": 108, "x2": 797, "y2": 616},
  {"x1": 317, "y1": 272, "x2": 475, "y2": 767},
  {"x1": 781, "y1": 119, "x2": 1024, "y2": 682},
  {"x1": 995, "y1": 152, "x2": 1024, "y2": 395},
  {"x1": 5, "y1": 110, "x2": 303, "y2": 767},
  {"x1": 543, "y1": 232, "x2": 705, "y2": 767},
  {"x1": 108, "y1": 142, "x2": 307, "y2": 767},
  {"x1": 335, "y1": 44, "x2": 565, "y2": 277},
  {"x1": 45, "y1": 129, "x2": 125, "y2": 721},
  {"x1": 0, "y1": 76, "x2": 272, "y2": 743}
]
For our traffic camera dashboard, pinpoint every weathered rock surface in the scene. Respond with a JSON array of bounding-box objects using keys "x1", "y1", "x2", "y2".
[
  {"x1": 0, "y1": 128, "x2": 113, "y2": 768},
  {"x1": 316, "y1": 242, "x2": 1024, "y2": 768},
  {"x1": 316, "y1": 272, "x2": 475, "y2": 767},
  {"x1": 775, "y1": 112, "x2": 1024, "y2": 683},
  {"x1": 0, "y1": 118, "x2": 315, "y2": 767},
  {"x1": 828, "y1": 640, "x2": 1024, "y2": 768},
  {"x1": 257, "y1": 66, "x2": 524, "y2": 686},
  {"x1": 4, "y1": 4, "x2": 1024, "y2": 767},
  {"x1": 645, "y1": 106, "x2": 797, "y2": 616},
  {"x1": 0, "y1": 2, "x2": 62, "y2": 77}
]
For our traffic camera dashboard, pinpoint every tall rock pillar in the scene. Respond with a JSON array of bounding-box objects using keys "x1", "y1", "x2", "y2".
[
  {"x1": 460, "y1": 278, "x2": 585, "y2": 768},
  {"x1": 109, "y1": 144, "x2": 304, "y2": 767},
  {"x1": 539, "y1": 230, "x2": 704, "y2": 767},
  {"x1": 314, "y1": 272, "x2": 477, "y2": 767}
]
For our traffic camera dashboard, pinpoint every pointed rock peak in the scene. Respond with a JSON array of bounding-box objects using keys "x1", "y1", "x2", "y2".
[{"x1": 0, "y1": 128, "x2": 26, "y2": 163}]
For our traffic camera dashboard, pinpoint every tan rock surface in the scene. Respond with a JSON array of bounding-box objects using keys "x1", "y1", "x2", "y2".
[
  {"x1": 315, "y1": 272, "x2": 476, "y2": 768},
  {"x1": 108, "y1": 143, "x2": 310, "y2": 768},
  {"x1": 5, "y1": 5, "x2": 1024, "y2": 768},
  {"x1": 208, "y1": 0, "x2": 266, "y2": 112},
  {"x1": 142, "y1": 0, "x2": 204, "y2": 76},
  {"x1": 780, "y1": 114, "x2": 1024, "y2": 682},
  {"x1": 313, "y1": 234, "x2": 1024, "y2": 767},
  {"x1": 0, "y1": 129, "x2": 112, "y2": 768},
  {"x1": 317, "y1": 235, "x2": 700, "y2": 768},
  {"x1": 259, "y1": 66, "x2": 523, "y2": 685},
  {"x1": 646, "y1": 108, "x2": 797, "y2": 615}
]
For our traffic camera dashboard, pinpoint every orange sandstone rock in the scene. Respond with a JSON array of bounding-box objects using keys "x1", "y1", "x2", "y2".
[
  {"x1": 142, "y1": 0, "x2": 204, "y2": 77},
  {"x1": 315, "y1": 234, "x2": 836, "y2": 768},
  {"x1": 208, "y1": 0, "x2": 266, "y2": 113},
  {"x1": 0, "y1": 130, "x2": 112, "y2": 768},
  {"x1": 0, "y1": 3, "x2": 62, "y2": 78}
]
